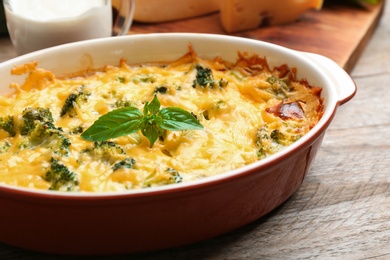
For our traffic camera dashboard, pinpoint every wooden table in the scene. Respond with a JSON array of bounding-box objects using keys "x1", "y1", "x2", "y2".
[{"x1": 0, "y1": 2, "x2": 389, "y2": 259}]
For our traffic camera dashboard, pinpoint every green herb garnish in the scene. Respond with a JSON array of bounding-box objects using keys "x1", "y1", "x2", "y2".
[{"x1": 81, "y1": 95, "x2": 204, "y2": 147}]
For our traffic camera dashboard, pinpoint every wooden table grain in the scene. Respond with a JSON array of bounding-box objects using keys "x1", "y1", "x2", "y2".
[{"x1": 0, "y1": 2, "x2": 389, "y2": 260}]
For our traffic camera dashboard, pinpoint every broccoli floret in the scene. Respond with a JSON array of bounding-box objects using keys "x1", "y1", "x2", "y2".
[
  {"x1": 82, "y1": 141, "x2": 125, "y2": 164},
  {"x1": 266, "y1": 76, "x2": 292, "y2": 97},
  {"x1": 154, "y1": 86, "x2": 168, "y2": 94},
  {"x1": 19, "y1": 108, "x2": 71, "y2": 155},
  {"x1": 44, "y1": 158, "x2": 79, "y2": 191},
  {"x1": 193, "y1": 65, "x2": 216, "y2": 89},
  {"x1": 115, "y1": 100, "x2": 136, "y2": 108},
  {"x1": 270, "y1": 129, "x2": 301, "y2": 146},
  {"x1": 256, "y1": 126, "x2": 269, "y2": 143},
  {"x1": 21, "y1": 107, "x2": 53, "y2": 135},
  {"x1": 192, "y1": 65, "x2": 227, "y2": 89},
  {"x1": 0, "y1": 141, "x2": 11, "y2": 154},
  {"x1": 56, "y1": 136, "x2": 71, "y2": 155},
  {"x1": 26, "y1": 121, "x2": 70, "y2": 156},
  {"x1": 83, "y1": 141, "x2": 135, "y2": 172},
  {"x1": 270, "y1": 129, "x2": 285, "y2": 143},
  {"x1": 28, "y1": 122, "x2": 55, "y2": 143},
  {"x1": 112, "y1": 158, "x2": 136, "y2": 171},
  {"x1": 60, "y1": 87, "x2": 90, "y2": 117},
  {"x1": 255, "y1": 126, "x2": 269, "y2": 159},
  {"x1": 0, "y1": 116, "x2": 16, "y2": 137},
  {"x1": 143, "y1": 167, "x2": 182, "y2": 187},
  {"x1": 166, "y1": 167, "x2": 183, "y2": 183},
  {"x1": 255, "y1": 127, "x2": 299, "y2": 159},
  {"x1": 70, "y1": 126, "x2": 83, "y2": 134}
]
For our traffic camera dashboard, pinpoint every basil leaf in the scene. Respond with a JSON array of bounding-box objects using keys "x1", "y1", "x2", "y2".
[
  {"x1": 141, "y1": 122, "x2": 161, "y2": 147},
  {"x1": 81, "y1": 95, "x2": 204, "y2": 147},
  {"x1": 147, "y1": 95, "x2": 160, "y2": 115},
  {"x1": 81, "y1": 107, "x2": 144, "y2": 141},
  {"x1": 143, "y1": 101, "x2": 149, "y2": 115},
  {"x1": 158, "y1": 107, "x2": 204, "y2": 131}
]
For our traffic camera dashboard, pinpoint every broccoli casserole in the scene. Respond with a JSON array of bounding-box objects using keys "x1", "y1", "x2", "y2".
[{"x1": 0, "y1": 47, "x2": 323, "y2": 192}]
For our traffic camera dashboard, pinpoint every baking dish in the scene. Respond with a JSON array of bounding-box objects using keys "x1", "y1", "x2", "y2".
[{"x1": 0, "y1": 33, "x2": 355, "y2": 255}]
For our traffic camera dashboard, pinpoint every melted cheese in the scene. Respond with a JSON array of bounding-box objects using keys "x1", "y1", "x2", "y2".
[
  {"x1": 220, "y1": 0, "x2": 324, "y2": 33},
  {"x1": 0, "y1": 49, "x2": 323, "y2": 192}
]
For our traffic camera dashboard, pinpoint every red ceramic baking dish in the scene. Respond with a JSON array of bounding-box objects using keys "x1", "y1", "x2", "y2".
[{"x1": 0, "y1": 33, "x2": 355, "y2": 255}]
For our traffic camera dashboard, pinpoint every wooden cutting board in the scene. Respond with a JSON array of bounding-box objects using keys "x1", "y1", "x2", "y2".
[{"x1": 129, "y1": 0, "x2": 385, "y2": 73}]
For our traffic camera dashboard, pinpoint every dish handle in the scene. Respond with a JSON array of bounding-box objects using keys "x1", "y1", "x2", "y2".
[{"x1": 301, "y1": 52, "x2": 357, "y2": 105}]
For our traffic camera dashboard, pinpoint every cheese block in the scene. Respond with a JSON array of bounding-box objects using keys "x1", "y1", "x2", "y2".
[
  {"x1": 220, "y1": 0, "x2": 324, "y2": 33},
  {"x1": 132, "y1": 0, "x2": 220, "y2": 23}
]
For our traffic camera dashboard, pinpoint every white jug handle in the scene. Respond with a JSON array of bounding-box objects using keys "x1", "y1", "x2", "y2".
[{"x1": 112, "y1": 0, "x2": 135, "y2": 36}]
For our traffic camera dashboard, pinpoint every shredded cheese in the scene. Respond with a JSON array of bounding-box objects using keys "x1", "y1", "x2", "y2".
[{"x1": 0, "y1": 48, "x2": 323, "y2": 192}]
